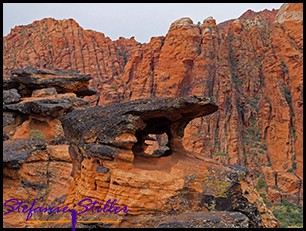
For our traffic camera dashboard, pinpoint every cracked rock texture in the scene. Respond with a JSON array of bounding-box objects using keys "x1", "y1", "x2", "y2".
[
  {"x1": 2, "y1": 2, "x2": 302, "y2": 228},
  {"x1": 3, "y1": 68, "x2": 92, "y2": 228},
  {"x1": 59, "y1": 96, "x2": 279, "y2": 228},
  {"x1": 3, "y1": 4, "x2": 302, "y2": 206}
]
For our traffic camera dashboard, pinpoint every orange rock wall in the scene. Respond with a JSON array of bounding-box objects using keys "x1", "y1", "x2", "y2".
[{"x1": 3, "y1": 3, "x2": 303, "y2": 204}]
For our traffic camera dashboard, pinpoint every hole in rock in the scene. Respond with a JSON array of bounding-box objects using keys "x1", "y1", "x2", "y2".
[
  {"x1": 132, "y1": 117, "x2": 172, "y2": 158},
  {"x1": 113, "y1": 181, "x2": 119, "y2": 185}
]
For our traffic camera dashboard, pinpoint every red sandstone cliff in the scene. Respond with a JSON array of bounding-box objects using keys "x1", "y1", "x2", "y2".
[{"x1": 3, "y1": 3, "x2": 303, "y2": 206}]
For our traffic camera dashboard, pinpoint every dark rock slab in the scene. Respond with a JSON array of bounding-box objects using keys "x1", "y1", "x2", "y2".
[
  {"x1": 96, "y1": 166, "x2": 110, "y2": 173},
  {"x1": 5, "y1": 98, "x2": 73, "y2": 118},
  {"x1": 60, "y1": 96, "x2": 218, "y2": 146},
  {"x1": 3, "y1": 112, "x2": 17, "y2": 127},
  {"x1": 5, "y1": 95, "x2": 89, "y2": 118},
  {"x1": 3, "y1": 89, "x2": 21, "y2": 104},
  {"x1": 10, "y1": 67, "x2": 96, "y2": 97},
  {"x1": 3, "y1": 138, "x2": 46, "y2": 163},
  {"x1": 3, "y1": 78, "x2": 20, "y2": 90},
  {"x1": 156, "y1": 211, "x2": 249, "y2": 228}
]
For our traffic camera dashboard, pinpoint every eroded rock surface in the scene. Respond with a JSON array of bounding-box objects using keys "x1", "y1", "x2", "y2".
[
  {"x1": 60, "y1": 96, "x2": 279, "y2": 228},
  {"x1": 3, "y1": 4, "x2": 302, "y2": 206},
  {"x1": 2, "y1": 68, "x2": 91, "y2": 228},
  {"x1": 7, "y1": 67, "x2": 96, "y2": 97},
  {"x1": 3, "y1": 68, "x2": 92, "y2": 141}
]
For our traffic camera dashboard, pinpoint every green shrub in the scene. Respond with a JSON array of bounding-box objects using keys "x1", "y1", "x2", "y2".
[
  {"x1": 29, "y1": 130, "x2": 46, "y2": 142},
  {"x1": 260, "y1": 193, "x2": 272, "y2": 207},
  {"x1": 272, "y1": 185, "x2": 281, "y2": 191},
  {"x1": 293, "y1": 128, "x2": 297, "y2": 139},
  {"x1": 247, "y1": 98, "x2": 259, "y2": 109},
  {"x1": 256, "y1": 176, "x2": 268, "y2": 192},
  {"x1": 281, "y1": 60, "x2": 289, "y2": 75},
  {"x1": 281, "y1": 86, "x2": 292, "y2": 105},
  {"x1": 292, "y1": 161, "x2": 297, "y2": 170},
  {"x1": 215, "y1": 152, "x2": 229, "y2": 157},
  {"x1": 273, "y1": 199, "x2": 303, "y2": 228},
  {"x1": 117, "y1": 51, "x2": 127, "y2": 65}
]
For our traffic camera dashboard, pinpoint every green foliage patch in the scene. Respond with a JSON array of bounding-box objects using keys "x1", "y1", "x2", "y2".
[
  {"x1": 273, "y1": 200, "x2": 303, "y2": 228},
  {"x1": 29, "y1": 129, "x2": 46, "y2": 142}
]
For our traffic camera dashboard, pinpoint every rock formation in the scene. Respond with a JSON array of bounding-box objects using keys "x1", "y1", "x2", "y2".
[
  {"x1": 59, "y1": 96, "x2": 279, "y2": 228},
  {"x1": 2, "y1": 2, "x2": 303, "y2": 228},
  {"x1": 3, "y1": 19, "x2": 139, "y2": 105},
  {"x1": 118, "y1": 4, "x2": 303, "y2": 206},
  {"x1": 3, "y1": 68, "x2": 93, "y2": 227}
]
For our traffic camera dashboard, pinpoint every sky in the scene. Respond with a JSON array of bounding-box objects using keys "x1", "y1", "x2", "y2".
[{"x1": 3, "y1": 3, "x2": 283, "y2": 43}]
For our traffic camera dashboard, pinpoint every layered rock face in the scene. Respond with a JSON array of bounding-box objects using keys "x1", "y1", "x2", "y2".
[
  {"x1": 3, "y1": 68, "x2": 93, "y2": 227},
  {"x1": 60, "y1": 96, "x2": 278, "y2": 228},
  {"x1": 119, "y1": 4, "x2": 303, "y2": 205},
  {"x1": 3, "y1": 19, "x2": 139, "y2": 105},
  {"x1": 3, "y1": 1, "x2": 303, "y2": 222}
]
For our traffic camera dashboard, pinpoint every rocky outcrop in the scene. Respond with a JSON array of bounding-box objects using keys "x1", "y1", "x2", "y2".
[
  {"x1": 3, "y1": 138, "x2": 46, "y2": 164},
  {"x1": 60, "y1": 96, "x2": 218, "y2": 149},
  {"x1": 3, "y1": 19, "x2": 140, "y2": 104},
  {"x1": 3, "y1": 67, "x2": 92, "y2": 141},
  {"x1": 3, "y1": 89, "x2": 21, "y2": 104},
  {"x1": 3, "y1": 140, "x2": 73, "y2": 228},
  {"x1": 3, "y1": 68, "x2": 92, "y2": 228},
  {"x1": 122, "y1": 3, "x2": 302, "y2": 206},
  {"x1": 59, "y1": 96, "x2": 279, "y2": 228},
  {"x1": 3, "y1": 2, "x2": 303, "y2": 227},
  {"x1": 5, "y1": 67, "x2": 96, "y2": 97}
]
